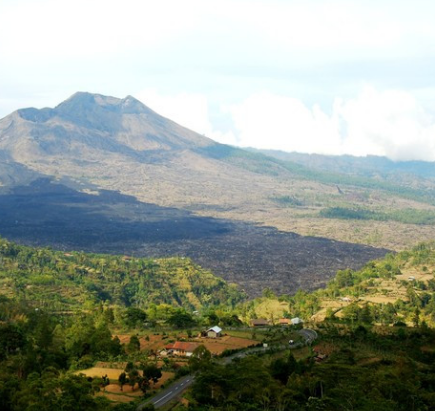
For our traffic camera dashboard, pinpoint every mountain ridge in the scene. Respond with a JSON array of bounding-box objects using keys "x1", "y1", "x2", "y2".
[{"x1": 249, "y1": 148, "x2": 435, "y2": 181}]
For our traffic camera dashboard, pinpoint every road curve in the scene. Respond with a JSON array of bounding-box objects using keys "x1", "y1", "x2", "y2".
[{"x1": 297, "y1": 328, "x2": 318, "y2": 345}]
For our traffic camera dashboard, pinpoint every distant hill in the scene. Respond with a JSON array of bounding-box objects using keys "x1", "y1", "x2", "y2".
[{"x1": 249, "y1": 148, "x2": 435, "y2": 182}]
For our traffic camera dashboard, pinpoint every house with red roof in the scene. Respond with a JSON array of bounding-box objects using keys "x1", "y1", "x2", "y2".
[{"x1": 172, "y1": 341, "x2": 200, "y2": 357}]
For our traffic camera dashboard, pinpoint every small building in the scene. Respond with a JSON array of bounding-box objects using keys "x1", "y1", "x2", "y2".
[
  {"x1": 314, "y1": 353, "x2": 328, "y2": 362},
  {"x1": 278, "y1": 318, "x2": 291, "y2": 326},
  {"x1": 172, "y1": 341, "x2": 200, "y2": 357},
  {"x1": 251, "y1": 318, "x2": 269, "y2": 327},
  {"x1": 291, "y1": 317, "x2": 303, "y2": 325},
  {"x1": 159, "y1": 348, "x2": 170, "y2": 357},
  {"x1": 159, "y1": 343, "x2": 174, "y2": 356},
  {"x1": 206, "y1": 326, "x2": 222, "y2": 338}
]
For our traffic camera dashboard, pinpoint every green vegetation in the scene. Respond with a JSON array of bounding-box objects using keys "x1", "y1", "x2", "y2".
[
  {"x1": 0, "y1": 300, "x2": 120, "y2": 410},
  {"x1": 179, "y1": 242, "x2": 435, "y2": 411},
  {"x1": 182, "y1": 326, "x2": 435, "y2": 411},
  {"x1": 2, "y1": 238, "x2": 435, "y2": 410},
  {"x1": 320, "y1": 206, "x2": 435, "y2": 225},
  {"x1": 0, "y1": 237, "x2": 245, "y2": 312},
  {"x1": 0, "y1": 237, "x2": 247, "y2": 410}
]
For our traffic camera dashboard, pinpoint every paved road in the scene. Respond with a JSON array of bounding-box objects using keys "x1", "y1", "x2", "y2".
[
  {"x1": 137, "y1": 328, "x2": 317, "y2": 410},
  {"x1": 137, "y1": 374, "x2": 195, "y2": 410}
]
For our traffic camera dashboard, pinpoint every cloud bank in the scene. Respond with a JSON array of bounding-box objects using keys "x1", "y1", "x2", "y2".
[{"x1": 140, "y1": 87, "x2": 435, "y2": 162}]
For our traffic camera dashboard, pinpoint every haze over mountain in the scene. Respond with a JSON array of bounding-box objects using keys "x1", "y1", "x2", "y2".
[{"x1": 0, "y1": 92, "x2": 434, "y2": 295}]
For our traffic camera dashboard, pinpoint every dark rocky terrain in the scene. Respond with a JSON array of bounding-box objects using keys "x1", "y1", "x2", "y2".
[{"x1": 0, "y1": 179, "x2": 388, "y2": 297}]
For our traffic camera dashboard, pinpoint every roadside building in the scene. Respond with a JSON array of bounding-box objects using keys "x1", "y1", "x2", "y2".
[{"x1": 278, "y1": 318, "x2": 291, "y2": 326}]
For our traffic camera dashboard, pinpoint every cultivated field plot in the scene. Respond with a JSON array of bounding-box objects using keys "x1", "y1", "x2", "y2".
[
  {"x1": 196, "y1": 335, "x2": 257, "y2": 354},
  {"x1": 78, "y1": 366, "x2": 174, "y2": 404},
  {"x1": 115, "y1": 333, "x2": 172, "y2": 352},
  {"x1": 311, "y1": 262, "x2": 435, "y2": 322},
  {"x1": 114, "y1": 332, "x2": 257, "y2": 355}
]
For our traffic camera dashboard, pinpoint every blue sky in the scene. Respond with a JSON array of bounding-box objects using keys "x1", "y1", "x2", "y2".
[{"x1": 1, "y1": 0, "x2": 435, "y2": 160}]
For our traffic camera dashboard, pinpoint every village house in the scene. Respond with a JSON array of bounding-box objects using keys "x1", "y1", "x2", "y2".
[
  {"x1": 278, "y1": 318, "x2": 291, "y2": 326},
  {"x1": 250, "y1": 318, "x2": 269, "y2": 327},
  {"x1": 171, "y1": 341, "x2": 200, "y2": 357},
  {"x1": 206, "y1": 326, "x2": 222, "y2": 338},
  {"x1": 290, "y1": 317, "x2": 303, "y2": 325},
  {"x1": 313, "y1": 344, "x2": 332, "y2": 362}
]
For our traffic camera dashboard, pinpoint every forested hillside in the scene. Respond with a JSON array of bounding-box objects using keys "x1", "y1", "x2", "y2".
[
  {"x1": 0, "y1": 237, "x2": 244, "y2": 311},
  {"x1": 184, "y1": 325, "x2": 435, "y2": 411}
]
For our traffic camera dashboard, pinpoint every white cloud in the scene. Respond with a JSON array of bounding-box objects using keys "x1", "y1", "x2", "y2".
[
  {"x1": 227, "y1": 92, "x2": 343, "y2": 154},
  {"x1": 137, "y1": 89, "x2": 213, "y2": 135},
  {"x1": 134, "y1": 87, "x2": 435, "y2": 161},
  {"x1": 0, "y1": 0, "x2": 199, "y2": 61},
  {"x1": 224, "y1": 87, "x2": 435, "y2": 161},
  {"x1": 337, "y1": 87, "x2": 435, "y2": 160},
  {"x1": 136, "y1": 89, "x2": 236, "y2": 145}
]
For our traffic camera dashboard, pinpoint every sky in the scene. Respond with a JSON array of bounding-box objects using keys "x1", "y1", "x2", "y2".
[{"x1": 1, "y1": 0, "x2": 435, "y2": 161}]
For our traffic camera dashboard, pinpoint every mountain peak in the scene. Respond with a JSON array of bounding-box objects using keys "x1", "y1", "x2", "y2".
[
  {"x1": 57, "y1": 92, "x2": 150, "y2": 114},
  {"x1": 38, "y1": 92, "x2": 158, "y2": 131},
  {"x1": 2, "y1": 91, "x2": 214, "y2": 158},
  {"x1": 13, "y1": 93, "x2": 157, "y2": 126}
]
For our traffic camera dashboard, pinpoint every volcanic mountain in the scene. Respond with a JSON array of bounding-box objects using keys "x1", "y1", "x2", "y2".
[
  {"x1": 0, "y1": 92, "x2": 425, "y2": 295},
  {"x1": 0, "y1": 92, "x2": 305, "y2": 209}
]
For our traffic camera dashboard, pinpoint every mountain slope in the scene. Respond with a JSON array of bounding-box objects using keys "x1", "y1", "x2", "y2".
[
  {"x1": 0, "y1": 92, "x2": 296, "y2": 211},
  {"x1": 1, "y1": 92, "x2": 435, "y2": 254}
]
